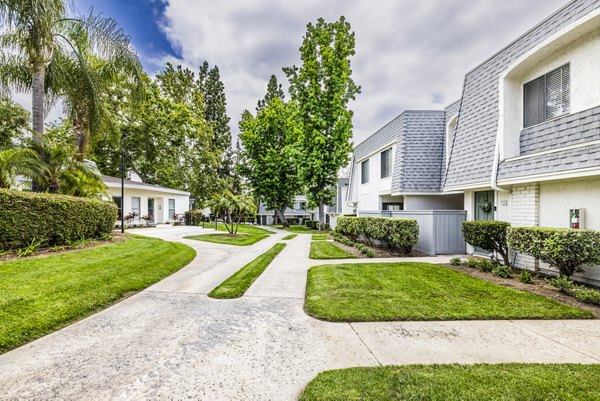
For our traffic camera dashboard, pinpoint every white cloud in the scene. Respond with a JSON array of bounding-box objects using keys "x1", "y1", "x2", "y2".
[{"x1": 159, "y1": 0, "x2": 567, "y2": 143}]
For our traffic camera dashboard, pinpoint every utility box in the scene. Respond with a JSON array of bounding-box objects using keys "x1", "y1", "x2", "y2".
[{"x1": 569, "y1": 208, "x2": 586, "y2": 229}]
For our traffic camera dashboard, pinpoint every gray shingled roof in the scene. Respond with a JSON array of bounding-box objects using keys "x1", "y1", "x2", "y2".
[
  {"x1": 444, "y1": 0, "x2": 600, "y2": 189},
  {"x1": 392, "y1": 111, "x2": 446, "y2": 193},
  {"x1": 498, "y1": 143, "x2": 600, "y2": 181}
]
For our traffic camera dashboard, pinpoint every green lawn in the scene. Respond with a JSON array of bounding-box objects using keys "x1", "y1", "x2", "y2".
[
  {"x1": 309, "y1": 241, "x2": 356, "y2": 260},
  {"x1": 282, "y1": 234, "x2": 298, "y2": 240},
  {"x1": 209, "y1": 243, "x2": 286, "y2": 298},
  {"x1": 300, "y1": 364, "x2": 600, "y2": 401},
  {"x1": 0, "y1": 236, "x2": 195, "y2": 353},
  {"x1": 312, "y1": 234, "x2": 330, "y2": 241},
  {"x1": 305, "y1": 263, "x2": 591, "y2": 321},
  {"x1": 185, "y1": 233, "x2": 267, "y2": 246},
  {"x1": 214, "y1": 223, "x2": 274, "y2": 234}
]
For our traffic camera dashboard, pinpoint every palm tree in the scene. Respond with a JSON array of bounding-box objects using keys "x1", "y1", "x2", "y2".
[
  {"x1": 0, "y1": 147, "x2": 44, "y2": 189},
  {"x1": 0, "y1": 1, "x2": 144, "y2": 154},
  {"x1": 32, "y1": 131, "x2": 105, "y2": 196},
  {"x1": 209, "y1": 190, "x2": 256, "y2": 235}
]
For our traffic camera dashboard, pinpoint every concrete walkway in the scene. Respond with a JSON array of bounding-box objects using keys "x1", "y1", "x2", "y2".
[{"x1": 0, "y1": 226, "x2": 599, "y2": 400}]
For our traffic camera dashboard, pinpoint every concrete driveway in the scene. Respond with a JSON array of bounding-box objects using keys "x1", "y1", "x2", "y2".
[{"x1": 0, "y1": 225, "x2": 599, "y2": 400}]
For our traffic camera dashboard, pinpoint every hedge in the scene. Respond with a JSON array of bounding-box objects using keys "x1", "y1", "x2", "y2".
[
  {"x1": 336, "y1": 216, "x2": 419, "y2": 253},
  {"x1": 462, "y1": 221, "x2": 511, "y2": 266},
  {"x1": 185, "y1": 210, "x2": 204, "y2": 226},
  {"x1": 0, "y1": 189, "x2": 117, "y2": 250},
  {"x1": 507, "y1": 226, "x2": 600, "y2": 278}
]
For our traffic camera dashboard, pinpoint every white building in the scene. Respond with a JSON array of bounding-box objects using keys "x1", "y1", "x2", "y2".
[{"x1": 102, "y1": 176, "x2": 190, "y2": 225}]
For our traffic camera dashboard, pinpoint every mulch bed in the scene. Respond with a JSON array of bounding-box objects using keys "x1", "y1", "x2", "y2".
[
  {"x1": 446, "y1": 263, "x2": 600, "y2": 318},
  {"x1": 0, "y1": 231, "x2": 127, "y2": 262}
]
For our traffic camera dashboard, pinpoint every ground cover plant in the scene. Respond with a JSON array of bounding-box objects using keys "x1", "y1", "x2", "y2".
[
  {"x1": 300, "y1": 364, "x2": 600, "y2": 401},
  {"x1": 185, "y1": 233, "x2": 268, "y2": 246},
  {"x1": 209, "y1": 243, "x2": 286, "y2": 298},
  {"x1": 0, "y1": 236, "x2": 195, "y2": 353},
  {"x1": 305, "y1": 263, "x2": 591, "y2": 321},
  {"x1": 309, "y1": 241, "x2": 356, "y2": 260}
]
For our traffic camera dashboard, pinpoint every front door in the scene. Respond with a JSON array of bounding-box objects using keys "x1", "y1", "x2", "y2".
[
  {"x1": 475, "y1": 190, "x2": 495, "y2": 222},
  {"x1": 474, "y1": 190, "x2": 495, "y2": 254},
  {"x1": 147, "y1": 198, "x2": 155, "y2": 223}
]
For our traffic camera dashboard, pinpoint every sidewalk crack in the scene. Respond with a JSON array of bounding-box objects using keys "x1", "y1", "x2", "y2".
[{"x1": 349, "y1": 323, "x2": 382, "y2": 366}]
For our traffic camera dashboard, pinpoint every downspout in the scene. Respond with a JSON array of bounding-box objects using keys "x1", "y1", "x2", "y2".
[
  {"x1": 491, "y1": 76, "x2": 509, "y2": 193},
  {"x1": 490, "y1": 132, "x2": 508, "y2": 192}
]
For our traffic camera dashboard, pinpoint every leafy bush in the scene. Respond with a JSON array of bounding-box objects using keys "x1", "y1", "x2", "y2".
[
  {"x1": 574, "y1": 287, "x2": 600, "y2": 306},
  {"x1": 549, "y1": 276, "x2": 576, "y2": 295},
  {"x1": 492, "y1": 264, "x2": 512, "y2": 278},
  {"x1": 185, "y1": 210, "x2": 203, "y2": 226},
  {"x1": 519, "y1": 270, "x2": 534, "y2": 284},
  {"x1": 449, "y1": 257, "x2": 462, "y2": 266},
  {"x1": 462, "y1": 221, "x2": 511, "y2": 266},
  {"x1": 478, "y1": 259, "x2": 495, "y2": 273},
  {"x1": 466, "y1": 259, "x2": 479, "y2": 269},
  {"x1": 0, "y1": 188, "x2": 117, "y2": 250},
  {"x1": 336, "y1": 216, "x2": 419, "y2": 253},
  {"x1": 305, "y1": 220, "x2": 319, "y2": 230},
  {"x1": 508, "y1": 227, "x2": 600, "y2": 278}
]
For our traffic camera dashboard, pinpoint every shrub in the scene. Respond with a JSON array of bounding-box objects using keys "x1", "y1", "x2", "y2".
[
  {"x1": 0, "y1": 188, "x2": 117, "y2": 250},
  {"x1": 449, "y1": 257, "x2": 462, "y2": 266},
  {"x1": 478, "y1": 259, "x2": 495, "y2": 273},
  {"x1": 462, "y1": 221, "x2": 511, "y2": 266},
  {"x1": 336, "y1": 216, "x2": 419, "y2": 253},
  {"x1": 305, "y1": 220, "x2": 319, "y2": 230},
  {"x1": 549, "y1": 276, "x2": 576, "y2": 295},
  {"x1": 574, "y1": 287, "x2": 600, "y2": 306},
  {"x1": 185, "y1": 210, "x2": 203, "y2": 226},
  {"x1": 492, "y1": 264, "x2": 512, "y2": 278},
  {"x1": 519, "y1": 270, "x2": 534, "y2": 284},
  {"x1": 465, "y1": 259, "x2": 479, "y2": 269},
  {"x1": 508, "y1": 227, "x2": 600, "y2": 278}
]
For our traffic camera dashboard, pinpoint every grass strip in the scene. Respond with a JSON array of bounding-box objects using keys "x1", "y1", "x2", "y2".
[
  {"x1": 312, "y1": 234, "x2": 330, "y2": 241},
  {"x1": 213, "y1": 223, "x2": 274, "y2": 234},
  {"x1": 300, "y1": 364, "x2": 600, "y2": 401},
  {"x1": 309, "y1": 241, "x2": 357, "y2": 260},
  {"x1": 305, "y1": 263, "x2": 592, "y2": 321},
  {"x1": 184, "y1": 233, "x2": 267, "y2": 246},
  {"x1": 0, "y1": 236, "x2": 195, "y2": 353},
  {"x1": 209, "y1": 243, "x2": 287, "y2": 299},
  {"x1": 282, "y1": 234, "x2": 298, "y2": 240}
]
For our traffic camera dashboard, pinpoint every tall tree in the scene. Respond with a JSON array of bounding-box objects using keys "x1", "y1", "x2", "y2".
[
  {"x1": 239, "y1": 98, "x2": 301, "y2": 227},
  {"x1": 285, "y1": 16, "x2": 360, "y2": 230},
  {"x1": 0, "y1": 97, "x2": 30, "y2": 150},
  {"x1": 0, "y1": 1, "x2": 142, "y2": 144},
  {"x1": 256, "y1": 74, "x2": 285, "y2": 112},
  {"x1": 198, "y1": 61, "x2": 233, "y2": 179}
]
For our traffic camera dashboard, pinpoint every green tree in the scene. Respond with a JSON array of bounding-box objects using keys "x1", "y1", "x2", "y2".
[
  {"x1": 209, "y1": 190, "x2": 256, "y2": 235},
  {"x1": 0, "y1": 147, "x2": 43, "y2": 188},
  {"x1": 198, "y1": 61, "x2": 233, "y2": 179},
  {"x1": 0, "y1": 97, "x2": 30, "y2": 150},
  {"x1": 285, "y1": 17, "x2": 360, "y2": 230},
  {"x1": 239, "y1": 98, "x2": 301, "y2": 227},
  {"x1": 256, "y1": 74, "x2": 285, "y2": 112},
  {"x1": 0, "y1": 2, "x2": 142, "y2": 136}
]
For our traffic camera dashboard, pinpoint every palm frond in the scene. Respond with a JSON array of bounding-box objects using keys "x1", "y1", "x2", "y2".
[{"x1": 0, "y1": 53, "x2": 31, "y2": 95}]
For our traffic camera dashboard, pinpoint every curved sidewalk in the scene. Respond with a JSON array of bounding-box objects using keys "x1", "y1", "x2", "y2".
[{"x1": 0, "y1": 226, "x2": 598, "y2": 400}]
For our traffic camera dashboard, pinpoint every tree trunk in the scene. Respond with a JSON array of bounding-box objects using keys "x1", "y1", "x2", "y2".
[
  {"x1": 318, "y1": 200, "x2": 325, "y2": 231},
  {"x1": 276, "y1": 207, "x2": 289, "y2": 227},
  {"x1": 31, "y1": 65, "x2": 46, "y2": 192}
]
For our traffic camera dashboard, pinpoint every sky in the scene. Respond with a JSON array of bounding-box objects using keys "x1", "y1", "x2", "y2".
[{"x1": 48, "y1": 0, "x2": 569, "y2": 143}]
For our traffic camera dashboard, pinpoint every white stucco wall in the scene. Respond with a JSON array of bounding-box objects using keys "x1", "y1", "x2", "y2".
[
  {"x1": 539, "y1": 177, "x2": 600, "y2": 230},
  {"x1": 404, "y1": 194, "x2": 464, "y2": 211},
  {"x1": 355, "y1": 144, "x2": 395, "y2": 210},
  {"x1": 106, "y1": 187, "x2": 189, "y2": 224},
  {"x1": 501, "y1": 16, "x2": 600, "y2": 158}
]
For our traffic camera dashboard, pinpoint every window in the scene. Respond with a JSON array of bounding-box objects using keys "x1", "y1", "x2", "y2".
[
  {"x1": 380, "y1": 148, "x2": 392, "y2": 178},
  {"x1": 524, "y1": 64, "x2": 570, "y2": 128},
  {"x1": 361, "y1": 160, "x2": 369, "y2": 184},
  {"x1": 168, "y1": 199, "x2": 175, "y2": 220},
  {"x1": 112, "y1": 197, "x2": 122, "y2": 220},
  {"x1": 382, "y1": 202, "x2": 403, "y2": 211},
  {"x1": 131, "y1": 197, "x2": 140, "y2": 220},
  {"x1": 296, "y1": 201, "x2": 307, "y2": 210}
]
